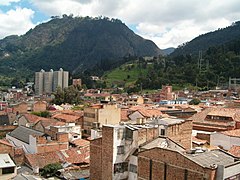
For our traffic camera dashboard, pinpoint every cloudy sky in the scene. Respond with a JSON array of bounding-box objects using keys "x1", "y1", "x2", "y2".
[{"x1": 0, "y1": 0, "x2": 240, "y2": 49}]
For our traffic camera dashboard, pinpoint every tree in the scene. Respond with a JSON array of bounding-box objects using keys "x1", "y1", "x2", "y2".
[
  {"x1": 40, "y1": 163, "x2": 62, "y2": 178},
  {"x1": 189, "y1": 98, "x2": 201, "y2": 105}
]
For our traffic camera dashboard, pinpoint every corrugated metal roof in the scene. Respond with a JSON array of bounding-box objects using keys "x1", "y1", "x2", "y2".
[
  {"x1": 8, "y1": 126, "x2": 44, "y2": 144},
  {"x1": 185, "y1": 150, "x2": 235, "y2": 168}
]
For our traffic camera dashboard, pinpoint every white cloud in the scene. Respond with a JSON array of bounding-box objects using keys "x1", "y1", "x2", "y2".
[
  {"x1": 16, "y1": 0, "x2": 240, "y2": 48},
  {"x1": 0, "y1": 0, "x2": 20, "y2": 6},
  {"x1": 0, "y1": 7, "x2": 35, "y2": 38}
]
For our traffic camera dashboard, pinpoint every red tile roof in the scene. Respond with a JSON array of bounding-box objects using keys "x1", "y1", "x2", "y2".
[
  {"x1": 52, "y1": 113, "x2": 80, "y2": 123},
  {"x1": 228, "y1": 145, "x2": 240, "y2": 157},
  {"x1": 0, "y1": 139, "x2": 13, "y2": 147},
  {"x1": 71, "y1": 139, "x2": 90, "y2": 147},
  {"x1": 25, "y1": 151, "x2": 61, "y2": 168},
  {"x1": 23, "y1": 113, "x2": 50, "y2": 124},
  {"x1": 221, "y1": 129, "x2": 240, "y2": 137},
  {"x1": 25, "y1": 147, "x2": 90, "y2": 169},
  {"x1": 121, "y1": 109, "x2": 129, "y2": 121}
]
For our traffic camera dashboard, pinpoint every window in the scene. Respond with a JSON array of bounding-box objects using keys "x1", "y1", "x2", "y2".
[
  {"x1": 2, "y1": 167, "x2": 15, "y2": 174},
  {"x1": 117, "y1": 146, "x2": 125, "y2": 155},
  {"x1": 114, "y1": 162, "x2": 128, "y2": 174},
  {"x1": 160, "y1": 129, "x2": 165, "y2": 136},
  {"x1": 129, "y1": 164, "x2": 137, "y2": 173},
  {"x1": 125, "y1": 128, "x2": 133, "y2": 140}
]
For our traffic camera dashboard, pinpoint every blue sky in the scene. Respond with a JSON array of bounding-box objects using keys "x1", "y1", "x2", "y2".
[{"x1": 0, "y1": 0, "x2": 240, "y2": 49}]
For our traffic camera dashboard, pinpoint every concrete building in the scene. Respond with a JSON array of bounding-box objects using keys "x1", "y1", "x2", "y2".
[
  {"x1": 43, "y1": 69, "x2": 53, "y2": 94},
  {"x1": 35, "y1": 68, "x2": 69, "y2": 95},
  {"x1": 0, "y1": 154, "x2": 17, "y2": 180},
  {"x1": 83, "y1": 104, "x2": 121, "y2": 136},
  {"x1": 34, "y1": 69, "x2": 44, "y2": 95},
  {"x1": 53, "y1": 68, "x2": 69, "y2": 92}
]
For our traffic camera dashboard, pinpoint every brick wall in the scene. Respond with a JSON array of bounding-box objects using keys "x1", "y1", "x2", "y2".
[
  {"x1": 0, "y1": 125, "x2": 17, "y2": 138},
  {"x1": 196, "y1": 133, "x2": 211, "y2": 143},
  {"x1": 167, "y1": 120, "x2": 192, "y2": 149},
  {"x1": 13, "y1": 147, "x2": 24, "y2": 165},
  {"x1": 102, "y1": 126, "x2": 114, "y2": 180},
  {"x1": 33, "y1": 101, "x2": 47, "y2": 112},
  {"x1": 0, "y1": 143, "x2": 14, "y2": 156},
  {"x1": 138, "y1": 148, "x2": 215, "y2": 180},
  {"x1": 90, "y1": 138, "x2": 102, "y2": 180},
  {"x1": 35, "y1": 133, "x2": 68, "y2": 153},
  {"x1": 13, "y1": 103, "x2": 28, "y2": 114}
]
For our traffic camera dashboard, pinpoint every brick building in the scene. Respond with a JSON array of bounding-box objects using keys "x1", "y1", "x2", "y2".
[
  {"x1": 32, "y1": 101, "x2": 47, "y2": 112},
  {"x1": 90, "y1": 125, "x2": 159, "y2": 180},
  {"x1": 90, "y1": 118, "x2": 192, "y2": 180},
  {"x1": 138, "y1": 148, "x2": 240, "y2": 180}
]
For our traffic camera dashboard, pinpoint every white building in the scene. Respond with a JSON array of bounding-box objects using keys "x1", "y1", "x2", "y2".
[{"x1": 0, "y1": 154, "x2": 17, "y2": 180}]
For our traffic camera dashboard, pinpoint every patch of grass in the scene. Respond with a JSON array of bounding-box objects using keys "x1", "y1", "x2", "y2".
[{"x1": 103, "y1": 63, "x2": 150, "y2": 88}]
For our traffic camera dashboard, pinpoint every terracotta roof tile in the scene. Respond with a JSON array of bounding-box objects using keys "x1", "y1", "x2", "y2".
[
  {"x1": 23, "y1": 113, "x2": 51, "y2": 124},
  {"x1": 25, "y1": 151, "x2": 61, "y2": 168},
  {"x1": 0, "y1": 139, "x2": 13, "y2": 147},
  {"x1": 121, "y1": 109, "x2": 129, "y2": 121},
  {"x1": 52, "y1": 113, "x2": 80, "y2": 123},
  {"x1": 221, "y1": 129, "x2": 240, "y2": 137},
  {"x1": 71, "y1": 139, "x2": 90, "y2": 147},
  {"x1": 228, "y1": 145, "x2": 240, "y2": 157}
]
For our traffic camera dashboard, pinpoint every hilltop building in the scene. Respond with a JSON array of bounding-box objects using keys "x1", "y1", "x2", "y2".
[{"x1": 35, "y1": 68, "x2": 69, "y2": 95}]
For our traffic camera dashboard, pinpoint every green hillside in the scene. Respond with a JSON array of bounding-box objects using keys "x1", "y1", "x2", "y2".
[
  {"x1": 0, "y1": 15, "x2": 161, "y2": 87},
  {"x1": 103, "y1": 60, "x2": 151, "y2": 88}
]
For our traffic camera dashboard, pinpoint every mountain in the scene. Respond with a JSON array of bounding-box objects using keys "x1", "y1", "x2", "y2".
[
  {"x1": 171, "y1": 21, "x2": 240, "y2": 56},
  {"x1": 162, "y1": 47, "x2": 175, "y2": 55},
  {"x1": 0, "y1": 16, "x2": 161, "y2": 84}
]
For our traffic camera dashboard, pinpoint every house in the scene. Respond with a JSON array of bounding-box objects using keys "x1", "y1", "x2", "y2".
[
  {"x1": 32, "y1": 101, "x2": 47, "y2": 112},
  {"x1": 191, "y1": 108, "x2": 240, "y2": 133},
  {"x1": 124, "y1": 95, "x2": 144, "y2": 106},
  {"x1": 11, "y1": 101, "x2": 29, "y2": 114},
  {"x1": 128, "y1": 108, "x2": 163, "y2": 124},
  {"x1": 0, "y1": 154, "x2": 17, "y2": 180},
  {"x1": 6, "y1": 126, "x2": 68, "y2": 154},
  {"x1": 18, "y1": 113, "x2": 50, "y2": 128},
  {"x1": 25, "y1": 147, "x2": 90, "y2": 173},
  {"x1": 33, "y1": 118, "x2": 65, "y2": 133},
  {"x1": 210, "y1": 129, "x2": 240, "y2": 150}
]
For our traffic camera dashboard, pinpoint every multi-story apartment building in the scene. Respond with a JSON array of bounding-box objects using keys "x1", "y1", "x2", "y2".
[
  {"x1": 83, "y1": 104, "x2": 121, "y2": 136},
  {"x1": 35, "y1": 68, "x2": 69, "y2": 95},
  {"x1": 43, "y1": 69, "x2": 53, "y2": 94},
  {"x1": 35, "y1": 69, "x2": 45, "y2": 95}
]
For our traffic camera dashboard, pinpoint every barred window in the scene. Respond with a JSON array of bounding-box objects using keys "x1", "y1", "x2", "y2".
[
  {"x1": 129, "y1": 164, "x2": 137, "y2": 173},
  {"x1": 117, "y1": 146, "x2": 125, "y2": 155}
]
